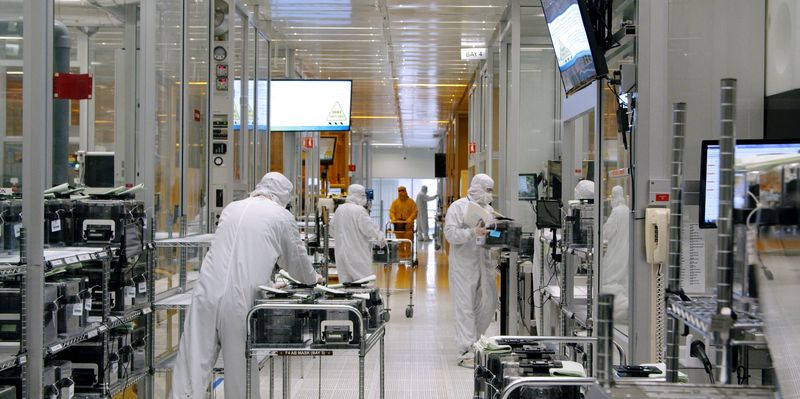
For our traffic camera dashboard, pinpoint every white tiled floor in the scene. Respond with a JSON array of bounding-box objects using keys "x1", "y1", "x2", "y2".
[{"x1": 218, "y1": 242, "x2": 497, "y2": 399}]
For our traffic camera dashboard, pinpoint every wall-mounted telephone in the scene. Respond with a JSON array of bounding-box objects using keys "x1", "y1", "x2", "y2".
[{"x1": 645, "y1": 208, "x2": 670, "y2": 264}]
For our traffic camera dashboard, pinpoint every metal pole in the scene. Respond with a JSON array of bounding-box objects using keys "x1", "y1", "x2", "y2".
[
  {"x1": 282, "y1": 357, "x2": 291, "y2": 399},
  {"x1": 380, "y1": 336, "x2": 385, "y2": 399},
  {"x1": 596, "y1": 294, "x2": 615, "y2": 387},
  {"x1": 23, "y1": 1, "x2": 51, "y2": 397},
  {"x1": 666, "y1": 102, "x2": 686, "y2": 383},
  {"x1": 359, "y1": 354, "x2": 365, "y2": 399},
  {"x1": 716, "y1": 78, "x2": 737, "y2": 384}
]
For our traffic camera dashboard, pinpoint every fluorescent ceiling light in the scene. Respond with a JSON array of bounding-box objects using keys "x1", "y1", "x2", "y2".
[
  {"x1": 0, "y1": 36, "x2": 22, "y2": 40},
  {"x1": 6, "y1": 71, "x2": 23, "y2": 75},
  {"x1": 351, "y1": 116, "x2": 399, "y2": 119},
  {"x1": 372, "y1": 143, "x2": 403, "y2": 147},
  {"x1": 397, "y1": 83, "x2": 467, "y2": 88}
]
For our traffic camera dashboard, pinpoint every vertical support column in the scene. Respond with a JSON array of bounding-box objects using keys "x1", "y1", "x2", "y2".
[
  {"x1": 597, "y1": 294, "x2": 615, "y2": 387},
  {"x1": 138, "y1": 0, "x2": 157, "y2": 235},
  {"x1": 123, "y1": 4, "x2": 138, "y2": 184},
  {"x1": 282, "y1": 357, "x2": 291, "y2": 399},
  {"x1": 665, "y1": 103, "x2": 686, "y2": 382},
  {"x1": 358, "y1": 354, "x2": 365, "y2": 399},
  {"x1": 630, "y1": 0, "x2": 669, "y2": 365},
  {"x1": 145, "y1": 217, "x2": 156, "y2": 399},
  {"x1": 23, "y1": 1, "x2": 51, "y2": 397},
  {"x1": 716, "y1": 78, "x2": 737, "y2": 384}
]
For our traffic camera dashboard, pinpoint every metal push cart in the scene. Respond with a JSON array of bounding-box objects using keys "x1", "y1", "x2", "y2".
[
  {"x1": 244, "y1": 302, "x2": 386, "y2": 399},
  {"x1": 373, "y1": 232, "x2": 416, "y2": 318}
]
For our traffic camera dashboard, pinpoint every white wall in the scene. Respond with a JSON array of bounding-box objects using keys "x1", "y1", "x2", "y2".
[
  {"x1": 668, "y1": 0, "x2": 765, "y2": 178},
  {"x1": 667, "y1": 0, "x2": 765, "y2": 293},
  {"x1": 766, "y1": 0, "x2": 800, "y2": 96},
  {"x1": 371, "y1": 148, "x2": 436, "y2": 178}
]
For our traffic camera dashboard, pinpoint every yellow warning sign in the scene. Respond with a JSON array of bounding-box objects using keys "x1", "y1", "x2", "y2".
[{"x1": 326, "y1": 102, "x2": 348, "y2": 125}]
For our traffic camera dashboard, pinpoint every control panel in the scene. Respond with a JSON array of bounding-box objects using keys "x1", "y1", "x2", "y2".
[{"x1": 210, "y1": 0, "x2": 233, "y2": 227}]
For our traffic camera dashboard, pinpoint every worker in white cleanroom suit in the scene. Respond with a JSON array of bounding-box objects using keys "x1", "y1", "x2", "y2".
[
  {"x1": 444, "y1": 174, "x2": 497, "y2": 367},
  {"x1": 574, "y1": 179, "x2": 595, "y2": 200},
  {"x1": 415, "y1": 185, "x2": 439, "y2": 241},
  {"x1": 601, "y1": 185, "x2": 630, "y2": 322},
  {"x1": 331, "y1": 184, "x2": 386, "y2": 284},
  {"x1": 171, "y1": 172, "x2": 319, "y2": 399}
]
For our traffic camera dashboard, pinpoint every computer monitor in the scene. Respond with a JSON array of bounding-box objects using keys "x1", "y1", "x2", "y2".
[
  {"x1": 536, "y1": 199, "x2": 562, "y2": 229},
  {"x1": 81, "y1": 152, "x2": 115, "y2": 194},
  {"x1": 319, "y1": 137, "x2": 336, "y2": 165},
  {"x1": 700, "y1": 139, "x2": 800, "y2": 228},
  {"x1": 328, "y1": 187, "x2": 342, "y2": 196},
  {"x1": 518, "y1": 173, "x2": 540, "y2": 201}
]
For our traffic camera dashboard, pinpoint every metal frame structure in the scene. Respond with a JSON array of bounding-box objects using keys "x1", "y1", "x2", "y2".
[{"x1": 245, "y1": 302, "x2": 386, "y2": 399}]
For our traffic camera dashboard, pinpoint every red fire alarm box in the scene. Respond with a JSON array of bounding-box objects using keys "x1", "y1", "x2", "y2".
[
  {"x1": 348, "y1": 164, "x2": 356, "y2": 172},
  {"x1": 468, "y1": 142, "x2": 477, "y2": 154},
  {"x1": 303, "y1": 137, "x2": 314, "y2": 149}
]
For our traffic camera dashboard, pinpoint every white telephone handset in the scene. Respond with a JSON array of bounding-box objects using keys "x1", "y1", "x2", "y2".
[{"x1": 645, "y1": 208, "x2": 670, "y2": 264}]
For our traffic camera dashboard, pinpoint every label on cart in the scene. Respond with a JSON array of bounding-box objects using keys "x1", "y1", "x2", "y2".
[
  {"x1": 13, "y1": 224, "x2": 21, "y2": 238},
  {"x1": 51, "y1": 219, "x2": 61, "y2": 232},
  {"x1": 50, "y1": 259, "x2": 64, "y2": 267},
  {"x1": 125, "y1": 286, "x2": 136, "y2": 298},
  {"x1": 142, "y1": 307, "x2": 152, "y2": 315},
  {"x1": 78, "y1": 254, "x2": 92, "y2": 262},
  {"x1": 72, "y1": 303, "x2": 83, "y2": 316},
  {"x1": 138, "y1": 282, "x2": 147, "y2": 294},
  {"x1": 64, "y1": 256, "x2": 79, "y2": 265},
  {"x1": 84, "y1": 298, "x2": 92, "y2": 311},
  {"x1": 87, "y1": 329, "x2": 98, "y2": 339},
  {"x1": 49, "y1": 344, "x2": 63, "y2": 353},
  {"x1": 275, "y1": 350, "x2": 333, "y2": 356}
]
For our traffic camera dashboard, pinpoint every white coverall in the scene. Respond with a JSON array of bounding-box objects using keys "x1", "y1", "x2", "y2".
[
  {"x1": 415, "y1": 186, "x2": 438, "y2": 241},
  {"x1": 331, "y1": 184, "x2": 386, "y2": 283},
  {"x1": 601, "y1": 185, "x2": 630, "y2": 322},
  {"x1": 445, "y1": 174, "x2": 497, "y2": 354},
  {"x1": 171, "y1": 173, "x2": 317, "y2": 399}
]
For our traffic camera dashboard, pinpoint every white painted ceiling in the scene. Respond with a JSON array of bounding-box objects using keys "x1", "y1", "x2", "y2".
[{"x1": 257, "y1": 0, "x2": 508, "y2": 148}]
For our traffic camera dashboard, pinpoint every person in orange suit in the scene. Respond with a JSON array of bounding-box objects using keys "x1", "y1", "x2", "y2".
[{"x1": 389, "y1": 186, "x2": 417, "y2": 259}]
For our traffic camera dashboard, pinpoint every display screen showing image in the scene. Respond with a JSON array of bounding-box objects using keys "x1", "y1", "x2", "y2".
[
  {"x1": 319, "y1": 137, "x2": 337, "y2": 165},
  {"x1": 518, "y1": 174, "x2": 539, "y2": 200},
  {"x1": 233, "y1": 79, "x2": 268, "y2": 131},
  {"x1": 271, "y1": 80, "x2": 352, "y2": 131},
  {"x1": 700, "y1": 140, "x2": 800, "y2": 227},
  {"x1": 541, "y1": 0, "x2": 605, "y2": 95}
]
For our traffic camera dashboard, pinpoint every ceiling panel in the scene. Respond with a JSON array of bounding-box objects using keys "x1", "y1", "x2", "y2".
[{"x1": 261, "y1": 0, "x2": 507, "y2": 147}]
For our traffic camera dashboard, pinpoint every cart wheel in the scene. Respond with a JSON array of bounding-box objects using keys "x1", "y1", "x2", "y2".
[
  {"x1": 405, "y1": 306, "x2": 414, "y2": 318},
  {"x1": 383, "y1": 310, "x2": 391, "y2": 323}
]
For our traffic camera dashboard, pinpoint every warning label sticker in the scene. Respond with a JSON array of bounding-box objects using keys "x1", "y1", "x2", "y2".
[{"x1": 326, "y1": 102, "x2": 348, "y2": 125}]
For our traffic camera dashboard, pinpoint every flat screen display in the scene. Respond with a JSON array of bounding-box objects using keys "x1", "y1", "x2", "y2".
[
  {"x1": 700, "y1": 139, "x2": 800, "y2": 228},
  {"x1": 540, "y1": 0, "x2": 608, "y2": 95},
  {"x1": 536, "y1": 199, "x2": 562, "y2": 229},
  {"x1": 232, "y1": 79, "x2": 268, "y2": 131},
  {"x1": 519, "y1": 174, "x2": 539, "y2": 201},
  {"x1": 271, "y1": 80, "x2": 352, "y2": 132},
  {"x1": 320, "y1": 137, "x2": 337, "y2": 165},
  {"x1": 84, "y1": 153, "x2": 115, "y2": 188}
]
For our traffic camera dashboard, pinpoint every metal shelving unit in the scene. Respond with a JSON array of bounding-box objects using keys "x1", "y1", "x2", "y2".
[{"x1": 0, "y1": 224, "x2": 153, "y2": 397}]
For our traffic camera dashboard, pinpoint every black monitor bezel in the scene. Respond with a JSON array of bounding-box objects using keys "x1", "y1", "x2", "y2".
[
  {"x1": 518, "y1": 173, "x2": 539, "y2": 201},
  {"x1": 540, "y1": 0, "x2": 609, "y2": 96},
  {"x1": 699, "y1": 138, "x2": 800, "y2": 228}
]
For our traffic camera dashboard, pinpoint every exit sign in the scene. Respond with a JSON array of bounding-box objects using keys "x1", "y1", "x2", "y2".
[
  {"x1": 461, "y1": 48, "x2": 487, "y2": 61},
  {"x1": 468, "y1": 142, "x2": 477, "y2": 154}
]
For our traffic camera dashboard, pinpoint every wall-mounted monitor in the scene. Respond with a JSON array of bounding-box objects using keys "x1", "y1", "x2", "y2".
[
  {"x1": 319, "y1": 137, "x2": 337, "y2": 165},
  {"x1": 518, "y1": 173, "x2": 540, "y2": 201},
  {"x1": 540, "y1": 0, "x2": 608, "y2": 96},
  {"x1": 232, "y1": 79, "x2": 268, "y2": 131},
  {"x1": 700, "y1": 139, "x2": 800, "y2": 228},
  {"x1": 271, "y1": 80, "x2": 352, "y2": 132}
]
